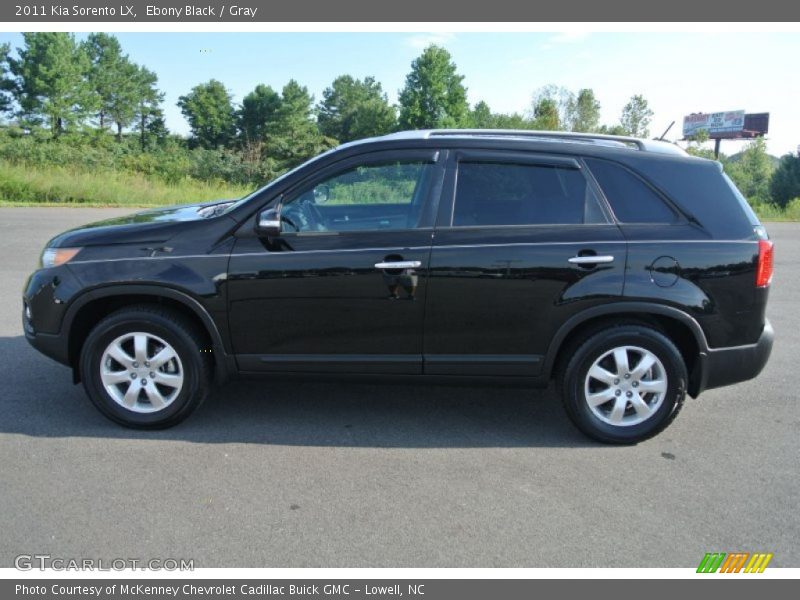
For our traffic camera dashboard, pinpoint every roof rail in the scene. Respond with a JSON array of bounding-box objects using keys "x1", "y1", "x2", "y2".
[
  {"x1": 367, "y1": 130, "x2": 688, "y2": 156},
  {"x1": 378, "y1": 129, "x2": 687, "y2": 156},
  {"x1": 428, "y1": 129, "x2": 647, "y2": 149}
]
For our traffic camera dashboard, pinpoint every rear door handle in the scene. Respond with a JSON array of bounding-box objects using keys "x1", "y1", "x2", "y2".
[
  {"x1": 568, "y1": 255, "x2": 614, "y2": 265},
  {"x1": 375, "y1": 261, "x2": 422, "y2": 269}
]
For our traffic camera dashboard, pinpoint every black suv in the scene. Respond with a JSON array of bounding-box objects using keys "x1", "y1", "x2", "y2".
[{"x1": 23, "y1": 130, "x2": 774, "y2": 443}]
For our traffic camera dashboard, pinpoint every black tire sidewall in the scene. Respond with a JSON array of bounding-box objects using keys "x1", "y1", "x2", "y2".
[
  {"x1": 80, "y1": 313, "x2": 204, "y2": 428},
  {"x1": 564, "y1": 327, "x2": 686, "y2": 444}
]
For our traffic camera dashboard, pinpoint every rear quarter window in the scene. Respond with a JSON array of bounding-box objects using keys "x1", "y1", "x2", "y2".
[{"x1": 585, "y1": 158, "x2": 678, "y2": 224}]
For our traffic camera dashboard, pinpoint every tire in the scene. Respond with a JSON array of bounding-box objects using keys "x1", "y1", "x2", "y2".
[
  {"x1": 79, "y1": 305, "x2": 212, "y2": 429},
  {"x1": 557, "y1": 324, "x2": 687, "y2": 444}
]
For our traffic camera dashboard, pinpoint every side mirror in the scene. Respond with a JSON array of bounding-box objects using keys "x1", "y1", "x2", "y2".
[{"x1": 256, "y1": 207, "x2": 282, "y2": 237}]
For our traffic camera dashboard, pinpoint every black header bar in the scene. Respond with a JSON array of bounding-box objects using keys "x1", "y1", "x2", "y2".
[{"x1": 3, "y1": 0, "x2": 800, "y2": 22}]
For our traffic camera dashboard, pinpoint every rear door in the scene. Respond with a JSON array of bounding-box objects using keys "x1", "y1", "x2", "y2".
[{"x1": 423, "y1": 150, "x2": 627, "y2": 376}]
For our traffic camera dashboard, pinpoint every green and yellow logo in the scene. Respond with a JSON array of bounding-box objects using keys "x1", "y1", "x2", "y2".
[{"x1": 697, "y1": 552, "x2": 773, "y2": 573}]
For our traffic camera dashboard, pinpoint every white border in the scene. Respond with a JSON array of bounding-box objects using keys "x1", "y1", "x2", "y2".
[
  {"x1": 2, "y1": 567, "x2": 800, "y2": 579},
  {"x1": 3, "y1": 22, "x2": 800, "y2": 33}
]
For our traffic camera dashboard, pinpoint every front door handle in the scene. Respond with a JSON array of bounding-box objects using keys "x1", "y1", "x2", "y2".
[
  {"x1": 568, "y1": 255, "x2": 615, "y2": 265},
  {"x1": 375, "y1": 260, "x2": 422, "y2": 269}
]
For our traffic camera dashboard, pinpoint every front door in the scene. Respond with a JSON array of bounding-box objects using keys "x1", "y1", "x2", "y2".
[
  {"x1": 227, "y1": 149, "x2": 444, "y2": 374},
  {"x1": 424, "y1": 150, "x2": 627, "y2": 376}
]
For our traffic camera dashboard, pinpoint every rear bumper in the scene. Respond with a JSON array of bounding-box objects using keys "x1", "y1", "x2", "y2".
[{"x1": 692, "y1": 319, "x2": 774, "y2": 396}]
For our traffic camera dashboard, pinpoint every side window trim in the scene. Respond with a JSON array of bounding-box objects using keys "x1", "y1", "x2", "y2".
[
  {"x1": 454, "y1": 149, "x2": 582, "y2": 170},
  {"x1": 437, "y1": 150, "x2": 612, "y2": 229}
]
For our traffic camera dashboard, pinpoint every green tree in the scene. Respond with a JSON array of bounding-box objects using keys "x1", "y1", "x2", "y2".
[
  {"x1": 684, "y1": 129, "x2": 717, "y2": 159},
  {"x1": 134, "y1": 66, "x2": 165, "y2": 150},
  {"x1": 532, "y1": 97, "x2": 560, "y2": 130},
  {"x1": 530, "y1": 85, "x2": 574, "y2": 130},
  {"x1": 568, "y1": 88, "x2": 601, "y2": 132},
  {"x1": 598, "y1": 123, "x2": 629, "y2": 136},
  {"x1": 238, "y1": 84, "x2": 282, "y2": 146},
  {"x1": 267, "y1": 80, "x2": 332, "y2": 167},
  {"x1": 468, "y1": 101, "x2": 533, "y2": 130},
  {"x1": 468, "y1": 100, "x2": 493, "y2": 128},
  {"x1": 106, "y1": 60, "x2": 144, "y2": 141},
  {"x1": 0, "y1": 43, "x2": 14, "y2": 116},
  {"x1": 619, "y1": 94, "x2": 654, "y2": 138},
  {"x1": 398, "y1": 45, "x2": 469, "y2": 129},
  {"x1": 317, "y1": 75, "x2": 396, "y2": 143},
  {"x1": 726, "y1": 138, "x2": 775, "y2": 205},
  {"x1": 83, "y1": 33, "x2": 136, "y2": 133},
  {"x1": 9, "y1": 32, "x2": 96, "y2": 135},
  {"x1": 491, "y1": 112, "x2": 534, "y2": 130},
  {"x1": 177, "y1": 79, "x2": 236, "y2": 149},
  {"x1": 769, "y1": 152, "x2": 800, "y2": 208}
]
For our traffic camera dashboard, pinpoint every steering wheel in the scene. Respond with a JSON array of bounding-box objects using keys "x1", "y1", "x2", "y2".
[
  {"x1": 280, "y1": 213, "x2": 300, "y2": 232},
  {"x1": 302, "y1": 199, "x2": 326, "y2": 230}
]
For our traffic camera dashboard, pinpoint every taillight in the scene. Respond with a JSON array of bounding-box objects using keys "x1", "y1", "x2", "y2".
[{"x1": 756, "y1": 239, "x2": 774, "y2": 287}]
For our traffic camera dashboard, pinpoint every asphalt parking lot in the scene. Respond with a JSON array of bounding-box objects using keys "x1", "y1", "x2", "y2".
[{"x1": 0, "y1": 208, "x2": 797, "y2": 568}]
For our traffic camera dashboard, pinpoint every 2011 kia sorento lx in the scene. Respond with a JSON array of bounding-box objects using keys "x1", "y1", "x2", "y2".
[{"x1": 23, "y1": 130, "x2": 774, "y2": 443}]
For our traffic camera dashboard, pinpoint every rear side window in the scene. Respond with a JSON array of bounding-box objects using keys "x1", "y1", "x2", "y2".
[
  {"x1": 452, "y1": 162, "x2": 607, "y2": 227},
  {"x1": 585, "y1": 158, "x2": 678, "y2": 223}
]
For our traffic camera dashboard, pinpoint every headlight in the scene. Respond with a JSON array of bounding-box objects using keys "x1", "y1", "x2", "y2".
[{"x1": 41, "y1": 247, "x2": 82, "y2": 269}]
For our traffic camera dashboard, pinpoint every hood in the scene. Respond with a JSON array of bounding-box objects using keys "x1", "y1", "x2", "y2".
[{"x1": 47, "y1": 199, "x2": 236, "y2": 248}]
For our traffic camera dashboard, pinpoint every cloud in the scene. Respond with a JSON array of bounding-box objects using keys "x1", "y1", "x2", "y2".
[{"x1": 406, "y1": 32, "x2": 456, "y2": 50}]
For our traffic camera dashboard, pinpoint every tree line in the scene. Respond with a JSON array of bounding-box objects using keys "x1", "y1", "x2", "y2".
[
  {"x1": 1, "y1": 33, "x2": 799, "y2": 209},
  {"x1": 0, "y1": 35, "x2": 655, "y2": 155}
]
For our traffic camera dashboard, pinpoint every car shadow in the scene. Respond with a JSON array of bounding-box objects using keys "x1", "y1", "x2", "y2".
[{"x1": 1, "y1": 335, "x2": 600, "y2": 448}]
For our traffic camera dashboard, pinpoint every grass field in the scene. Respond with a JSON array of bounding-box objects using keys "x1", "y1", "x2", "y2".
[{"x1": 0, "y1": 161, "x2": 250, "y2": 208}]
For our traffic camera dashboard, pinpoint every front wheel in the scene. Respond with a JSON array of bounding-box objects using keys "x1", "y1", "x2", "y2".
[
  {"x1": 558, "y1": 324, "x2": 687, "y2": 444},
  {"x1": 79, "y1": 306, "x2": 211, "y2": 428}
]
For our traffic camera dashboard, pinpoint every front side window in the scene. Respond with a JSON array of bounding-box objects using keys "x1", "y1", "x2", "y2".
[
  {"x1": 452, "y1": 161, "x2": 607, "y2": 227},
  {"x1": 282, "y1": 161, "x2": 433, "y2": 232}
]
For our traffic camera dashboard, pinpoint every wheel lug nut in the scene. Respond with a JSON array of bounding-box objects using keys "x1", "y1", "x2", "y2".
[
  {"x1": 632, "y1": 381, "x2": 639, "y2": 387},
  {"x1": 141, "y1": 379, "x2": 147, "y2": 386},
  {"x1": 615, "y1": 389, "x2": 621, "y2": 396},
  {"x1": 144, "y1": 361, "x2": 150, "y2": 367},
  {"x1": 613, "y1": 378, "x2": 620, "y2": 384},
  {"x1": 132, "y1": 362, "x2": 139, "y2": 368},
  {"x1": 150, "y1": 372, "x2": 155, "y2": 378},
  {"x1": 130, "y1": 373, "x2": 137, "y2": 379},
  {"x1": 624, "y1": 373, "x2": 630, "y2": 379},
  {"x1": 626, "y1": 391, "x2": 633, "y2": 397}
]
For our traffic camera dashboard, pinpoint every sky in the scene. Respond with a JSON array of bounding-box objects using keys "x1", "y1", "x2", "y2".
[{"x1": 1, "y1": 31, "x2": 798, "y2": 156}]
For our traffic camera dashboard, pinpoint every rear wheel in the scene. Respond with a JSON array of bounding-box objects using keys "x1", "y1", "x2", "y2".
[
  {"x1": 558, "y1": 324, "x2": 687, "y2": 444},
  {"x1": 80, "y1": 306, "x2": 211, "y2": 428}
]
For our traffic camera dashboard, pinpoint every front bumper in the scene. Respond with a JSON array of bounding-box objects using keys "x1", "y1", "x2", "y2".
[
  {"x1": 692, "y1": 319, "x2": 774, "y2": 396},
  {"x1": 24, "y1": 328, "x2": 70, "y2": 366},
  {"x1": 22, "y1": 266, "x2": 79, "y2": 367}
]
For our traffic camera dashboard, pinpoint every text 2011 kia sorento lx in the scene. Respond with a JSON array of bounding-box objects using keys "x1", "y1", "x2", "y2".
[{"x1": 23, "y1": 130, "x2": 774, "y2": 443}]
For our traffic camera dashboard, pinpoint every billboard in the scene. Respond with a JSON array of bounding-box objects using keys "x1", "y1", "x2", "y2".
[{"x1": 682, "y1": 110, "x2": 746, "y2": 137}]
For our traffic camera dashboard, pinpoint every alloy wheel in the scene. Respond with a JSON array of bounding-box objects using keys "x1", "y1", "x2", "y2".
[
  {"x1": 99, "y1": 332, "x2": 184, "y2": 413},
  {"x1": 583, "y1": 345, "x2": 668, "y2": 426}
]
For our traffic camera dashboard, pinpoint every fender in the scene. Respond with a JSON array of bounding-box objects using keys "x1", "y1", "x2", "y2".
[
  {"x1": 541, "y1": 301, "x2": 711, "y2": 379},
  {"x1": 61, "y1": 283, "x2": 234, "y2": 382}
]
